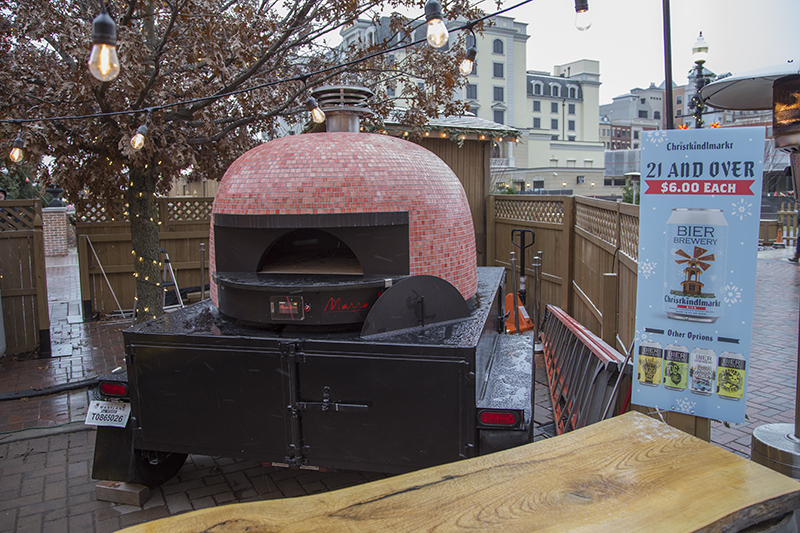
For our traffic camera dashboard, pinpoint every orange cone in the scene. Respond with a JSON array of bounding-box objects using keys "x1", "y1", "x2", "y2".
[{"x1": 775, "y1": 228, "x2": 786, "y2": 248}]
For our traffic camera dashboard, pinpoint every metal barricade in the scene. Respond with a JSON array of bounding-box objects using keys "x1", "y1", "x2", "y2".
[{"x1": 540, "y1": 305, "x2": 628, "y2": 435}]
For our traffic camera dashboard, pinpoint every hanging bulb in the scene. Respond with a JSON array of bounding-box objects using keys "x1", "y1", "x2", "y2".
[
  {"x1": 9, "y1": 135, "x2": 24, "y2": 163},
  {"x1": 460, "y1": 46, "x2": 477, "y2": 76},
  {"x1": 130, "y1": 124, "x2": 147, "y2": 150},
  {"x1": 305, "y1": 96, "x2": 326, "y2": 124},
  {"x1": 88, "y1": 10, "x2": 120, "y2": 82},
  {"x1": 424, "y1": 0, "x2": 449, "y2": 49},
  {"x1": 574, "y1": 0, "x2": 591, "y2": 31}
]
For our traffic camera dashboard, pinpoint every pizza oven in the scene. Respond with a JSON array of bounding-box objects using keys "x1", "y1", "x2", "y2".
[{"x1": 210, "y1": 86, "x2": 477, "y2": 331}]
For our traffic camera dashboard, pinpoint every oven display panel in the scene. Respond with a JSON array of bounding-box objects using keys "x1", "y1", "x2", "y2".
[{"x1": 270, "y1": 296, "x2": 305, "y2": 320}]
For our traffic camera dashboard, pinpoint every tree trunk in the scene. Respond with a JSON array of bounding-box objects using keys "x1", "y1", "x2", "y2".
[{"x1": 128, "y1": 163, "x2": 163, "y2": 323}]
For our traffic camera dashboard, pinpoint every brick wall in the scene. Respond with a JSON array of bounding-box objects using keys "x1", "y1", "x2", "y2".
[{"x1": 42, "y1": 207, "x2": 69, "y2": 257}]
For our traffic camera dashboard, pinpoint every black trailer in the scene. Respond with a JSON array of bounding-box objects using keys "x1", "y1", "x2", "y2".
[{"x1": 90, "y1": 268, "x2": 534, "y2": 485}]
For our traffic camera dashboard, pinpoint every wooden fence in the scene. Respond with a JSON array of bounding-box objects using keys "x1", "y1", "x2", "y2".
[
  {"x1": 76, "y1": 198, "x2": 212, "y2": 317},
  {"x1": 777, "y1": 201, "x2": 799, "y2": 248},
  {"x1": 487, "y1": 194, "x2": 710, "y2": 440},
  {"x1": 0, "y1": 199, "x2": 50, "y2": 355}
]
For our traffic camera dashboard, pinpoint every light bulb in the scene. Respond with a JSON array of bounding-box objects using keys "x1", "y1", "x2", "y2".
[
  {"x1": 9, "y1": 136, "x2": 24, "y2": 163},
  {"x1": 574, "y1": 0, "x2": 591, "y2": 31},
  {"x1": 459, "y1": 46, "x2": 477, "y2": 76},
  {"x1": 575, "y1": 10, "x2": 591, "y2": 31},
  {"x1": 130, "y1": 125, "x2": 147, "y2": 150},
  {"x1": 424, "y1": 0, "x2": 448, "y2": 49},
  {"x1": 426, "y1": 19, "x2": 449, "y2": 49},
  {"x1": 88, "y1": 11, "x2": 120, "y2": 82},
  {"x1": 88, "y1": 44, "x2": 120, "y2": 81}
]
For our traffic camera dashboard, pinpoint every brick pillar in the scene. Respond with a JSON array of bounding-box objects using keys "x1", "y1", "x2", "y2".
[{"x1": 42, "y1": 207, "x2": 69, "y2": 257}]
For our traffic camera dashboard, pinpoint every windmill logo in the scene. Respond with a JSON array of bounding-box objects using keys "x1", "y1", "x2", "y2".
[{"x1": 672, "y1": 246, "x2": 715, "y2": 298}]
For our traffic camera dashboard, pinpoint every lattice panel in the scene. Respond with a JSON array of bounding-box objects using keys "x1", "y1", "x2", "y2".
[
  {"x1": 575, "y1": 203, "x2": 616, "y2": 245},
  {"x1": 77, "y1": 201, "x2": 129, "y2": 223},
  {"x1": 0, "y1": 204, "x2": 36, "y2": 231},
  {"x1": 620, "y1": 213, "x2": 639, "y2": 260},
  {"x1": 163, "y1": 198, "x2": 213, "y2": 222},
  {"x1": 495, "y1": 199, "x2": 564, "y2": 224}
]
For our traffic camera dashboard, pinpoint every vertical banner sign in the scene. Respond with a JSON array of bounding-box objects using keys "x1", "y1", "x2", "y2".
[{"x1": 634, "y1": 127, "x2": 765, "y2": 424}]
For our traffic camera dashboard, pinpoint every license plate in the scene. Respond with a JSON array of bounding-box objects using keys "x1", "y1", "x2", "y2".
[{"x1": 85, "y1": 400, "x2": 131, "y2": 428}]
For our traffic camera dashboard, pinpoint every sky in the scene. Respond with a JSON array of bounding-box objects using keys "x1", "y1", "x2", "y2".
[{"x1": 502, "y1": 0, "x2": 799, "y2": 105}]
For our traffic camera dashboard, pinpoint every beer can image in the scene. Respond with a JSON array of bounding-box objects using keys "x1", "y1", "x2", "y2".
[
  {"x1": 689, "y1": 347, "x2": 717, "y2": 395},
  {"x1": 717, "y1": 352, "x2": 746, "y2": 400},
  {"x1": 663, "y1": 344, "x2": 689, "y2": 391},
  {"x1": 663, "y1": 208, "x2": 728, "y2": 323},
  {"x1": 637, "y1": 341, "x2": 663, "y2": 386}
]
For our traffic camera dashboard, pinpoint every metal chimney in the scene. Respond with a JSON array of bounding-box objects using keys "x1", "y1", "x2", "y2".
[{"x1": 310, "y1": 85, "x2": 374, "y2": 133}]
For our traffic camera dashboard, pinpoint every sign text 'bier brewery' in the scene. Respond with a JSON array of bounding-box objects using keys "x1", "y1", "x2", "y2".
[{"x1": 633, "y1": 127, "x2": 765, "y2": 424}]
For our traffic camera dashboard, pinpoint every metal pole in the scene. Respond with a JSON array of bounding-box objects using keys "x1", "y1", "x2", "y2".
[
  {"x1": 510, "y1": 251, "x2": 519, "y2": 334},
  {"x1": 200, "y1": 242, "x2": 206, "y2": 301},
  {"x1": 662, "y1": 0, "x2": 674, "y2": 130}
]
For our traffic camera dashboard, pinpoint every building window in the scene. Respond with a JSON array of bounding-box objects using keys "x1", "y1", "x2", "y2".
[
  {"x1": 654, "y1": 111, "x2": 661, "y2": 120},
  {"x1": 493, "y1": 109, "x2": 505, "y2": 124},
  {"x1": 577, "y1": 176, "x2": 585, "y2": 184},
  {"x1": 493, "y1": 62, "x2": 504, "y2": 78},
  {"x1": 533, "y1": 180, "x2": 544, "y2": 189},
  {"x1": 551, "y1": 85, "x2": 560, "y2": 97},
  {"x1": 568, "y1": 103, "x2": 576, "y2": 114},
  {"x1": 568, "y1": 120, "x2": 576, "y2": 131},
  {"x1": 533, "y1": 83, "x2": 542, "y2": 95},
  {"x1": 569, "y1": 87, "x2": 577, "y2": 99},
  {"x1": 551, "y1": 134, "x2": 559, "y2": 140},
  {"x1": 676, "y1": 95, "x2": 683, "y2": 105},
  {"x1": 676, "y1": 109, "x2": 683, "y2": 116},
  {"x1": 568, "y1": 135, "x2": 576, "y2": 141},
  {"x1": 493, "y1": 39, "x2": 504, "y2": 54},
  {"x1": 387, "y1": 86, "x2": 395, "y2": 97},
  {"x1": 638, "y1": 110, "x2": 648, "y2": 118},
  {"x1": 533, "y1": 117, "x2": 541, "y2": 129},
  {"x1": 466, "y1": 84, "x2": 478, "y2": 100},
  {"x1": 634, "y1": 130, "x2": 640, "y2": 139},
  {"x1": 493, "y1": 86, "x2": 504, "y2": 101},
  {"x1": 467, "y1": 33, "x2": 476, "y2": 48},
  {"x1": 551, "y1": 118, "x2": 559, "y2": 130},
  {"x1": 640, "y1": 98, "x2": 646, "y2": 104},
  {"x1": 468, "y1": 106, "x2": 479, "y2": 116},
  {"x1": 417, "y1": 81, "x2": 425, "y2": 91},
  {"x1": 551, "y1": 102, "x2": 559, "y2": 113},
  {"x1": 533, "y1": 100, "x2": 541, "y2": 112}
]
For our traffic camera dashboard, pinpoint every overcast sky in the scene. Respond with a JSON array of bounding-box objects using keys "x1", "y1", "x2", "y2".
[{"x1": 504, "y1": 0, "x2": 799, "y2": 104}]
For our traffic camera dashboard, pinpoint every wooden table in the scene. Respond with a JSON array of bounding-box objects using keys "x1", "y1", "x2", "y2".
[{"x1": 121, "y1": 412, "x2": 800, "y2": 532}]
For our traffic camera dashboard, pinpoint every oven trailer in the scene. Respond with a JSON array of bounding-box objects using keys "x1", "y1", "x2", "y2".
[{"x1": 89, "y1": 268, "x2": 536, "y2": 486}]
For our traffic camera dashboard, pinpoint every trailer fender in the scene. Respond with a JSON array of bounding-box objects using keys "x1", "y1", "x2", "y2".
[{"x1": 91, "y1": 423, "x2": 135, "y2": 483}]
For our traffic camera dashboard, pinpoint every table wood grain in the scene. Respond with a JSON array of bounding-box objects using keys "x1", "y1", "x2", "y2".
[{"x1": 121, "y1": 412, "x2": 800, "y2": 532}]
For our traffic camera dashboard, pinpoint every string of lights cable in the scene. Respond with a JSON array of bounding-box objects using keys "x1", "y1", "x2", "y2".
[{"x1": 2, "y1": 0, "x2": 590, "y2": 157}]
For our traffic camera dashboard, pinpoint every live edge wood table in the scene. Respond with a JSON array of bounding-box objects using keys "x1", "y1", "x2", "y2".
[{"x1": 122, "y1": 412, "x2": 800, "y2": 532}]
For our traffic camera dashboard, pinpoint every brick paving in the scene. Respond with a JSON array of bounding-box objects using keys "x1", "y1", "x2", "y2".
[{"x1": 0, "y1": 246, "x2": 797, "y2": 531}]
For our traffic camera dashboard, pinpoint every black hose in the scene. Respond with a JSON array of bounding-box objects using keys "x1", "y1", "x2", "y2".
[{"x1": 0, "y1": 376, "x2": 99, "y2": 401}]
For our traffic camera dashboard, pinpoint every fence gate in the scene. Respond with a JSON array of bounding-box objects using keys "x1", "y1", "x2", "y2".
[{"x1": 0, "y1": 199, "x2": 50, "y2": 355}]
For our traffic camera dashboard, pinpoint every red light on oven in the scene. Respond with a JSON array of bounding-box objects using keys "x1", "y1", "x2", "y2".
[
  {"x1": 99, "y1": 383, "x2": 128, "y2": 396},
  {"x1": 478, "y1": 410, "x2": 518, "y2": 426}
]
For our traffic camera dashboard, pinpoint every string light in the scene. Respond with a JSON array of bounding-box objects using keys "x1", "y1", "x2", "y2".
[
  {"x1": 574, "y1": 0, "x2": 591, "y2": 31},
  {"x1": 424, "y1": 0, "x2": 449, "y2": 49},
  {"x1": 88, "y1": 6, "x2": 120, "y2": 82},
  {"x1": 459, "y1": 46, "x2": 477, "y2": 76},
  {"x1": 131, "y1": 125, "x2": 148, "y2": 150},
  {"x1": 9, "y1": 135, "x2": 24, "y2": 163},
  {"x1": 305, "y1": 96, "x2": 326, "y2": 124}
]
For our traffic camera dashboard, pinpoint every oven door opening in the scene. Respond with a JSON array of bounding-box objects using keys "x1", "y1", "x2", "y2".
[{"x1": 258, "y1": 229, "x2": 363, "y2": 276}]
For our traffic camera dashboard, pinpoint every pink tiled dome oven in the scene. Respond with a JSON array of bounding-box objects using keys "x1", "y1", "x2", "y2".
[{"x1": 210, "y1": 86, "x2": 477, "y2": 332}]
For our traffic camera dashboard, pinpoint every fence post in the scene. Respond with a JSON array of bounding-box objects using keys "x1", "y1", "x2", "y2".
[
  {"x1": 33, "y1": 202, "x2": 51, "y2": 356},
  {"x1": 601, "y1": 272, "x2": 618, "y2": 348},
  {"x1": 561, "y1": 196, "x2": 575, "y2": 314},
  {"x1": 78, "y1": 234, "x2": 93, "y2": 319},
  {"x1": 486, "y1": 195, "x2": 496, "y2": 267}
]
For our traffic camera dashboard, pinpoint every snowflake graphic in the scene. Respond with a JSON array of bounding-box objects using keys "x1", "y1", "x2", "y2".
[
  {"x1": 634, "y1": 328, "x2": 654, "y2": 345},
  {"x1": 722, "y1": 283, "x2": 742, "y2": 305},
  {"x1": 730, "y1": 199, "x2": 753, "y2": 221},
  {"x1": 674, "y1": 397, "x2": 696, "y2": 414},
  {"x1": 639, "y1": 259, "x2": 657, "y2": 279},
  {"x1": 646, "y1": 131, "x2": 667, "y2": 145}
]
